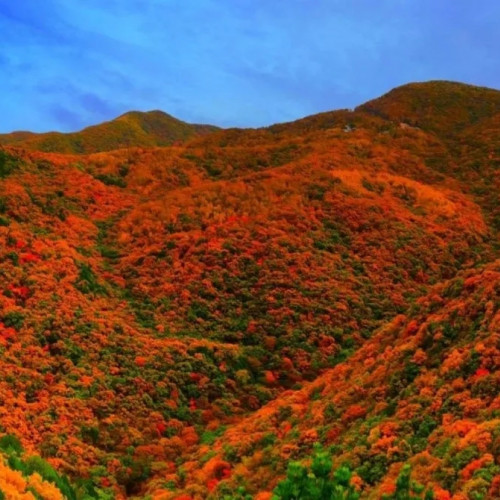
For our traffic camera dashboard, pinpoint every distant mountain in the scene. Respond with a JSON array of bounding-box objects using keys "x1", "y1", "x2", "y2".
[
  {"x1": 357, "y1": 81, "x2": 500, "y2": 231},
  {"x1": 0, "y1": 131, "x2": 37, "y2": 145},
  {"x1": 0, "y1": 110, "x2": 219, "y2": 153},
  {"x1": 358, "y1": 80, "x2": 500, "y2": 138}
]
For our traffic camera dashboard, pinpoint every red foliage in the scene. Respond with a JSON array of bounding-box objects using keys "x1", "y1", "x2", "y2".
[
  {"x1": 474, "y1": 367, "x2": 490, "y2": 378},
  {"x1": 342, "y1": 405, "x2": 367, "y2": 423},
  {"x1": 135, "y1": 356, "x2": 147, "y2": 367}
]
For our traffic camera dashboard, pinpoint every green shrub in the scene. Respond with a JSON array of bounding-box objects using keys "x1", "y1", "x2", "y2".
[
  {"x1": 0, "y1": 434, "x2": 23, "y2": 454},
  {"x1": 442, "y1": 278, "x2": 464, "y2": 298},
  {"x1": 0, "y1": 197, "x2": 8, "y2": 213},
  {"x1": 2, "y1": 311, "x2": 25, "y2": 330},
  {"x1": 357, "y1": 454, "x2": 389, "y2": 486},
  {"x1": 95, "y1": 173, "x2": 127, "y2": 188},
  {"x1": 75, "y1": 263, "x2": 107, "y2": 295},
  {"x1": 98, "y1": 244, "x2": 121, "y2": 259},
  {"x1": 382, "y1": 464, "x2": 434, "y2": 500},
  {"x1": 0, "y1": 150, "x2": 21, "y2": 178},
  {"x1": 272, "y1": 446, "x2": 359, "y2": 499}
]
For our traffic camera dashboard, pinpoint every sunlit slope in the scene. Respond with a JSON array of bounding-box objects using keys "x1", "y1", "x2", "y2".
[
  {"x1": 358, "y1": 81, "x2": 500, "y2": 236},
  {"x1": 358, "y1": 81, "x2": 500, "y2": 139},
  {"x1": 454, "y1": 112, "x2": 500, "y2": 232},
  {"x1": 0, "y1": 110, "x2": 219, "y2": 154}
]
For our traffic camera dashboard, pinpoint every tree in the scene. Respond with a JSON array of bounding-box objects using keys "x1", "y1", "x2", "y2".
[
  {"x1": 383, "y1": 464, "x2": 434, "y2": 500},
  {"x1": 272, "y1": 446, "x2": 359, "y2": 500}
]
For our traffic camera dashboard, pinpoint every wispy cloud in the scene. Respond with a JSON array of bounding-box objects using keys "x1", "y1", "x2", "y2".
[{"x1": 0, "y1": 0, "x2": 499, "y2": 132}]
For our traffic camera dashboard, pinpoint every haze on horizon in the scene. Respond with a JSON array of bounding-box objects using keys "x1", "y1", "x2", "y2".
[{"x1": 1, "y1": 0, "x2": 499, "y2": 133}]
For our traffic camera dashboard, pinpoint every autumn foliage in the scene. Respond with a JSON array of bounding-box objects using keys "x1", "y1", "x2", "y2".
[{"x1": 0, "y1": 81, "x2": 498, "y2": 498}]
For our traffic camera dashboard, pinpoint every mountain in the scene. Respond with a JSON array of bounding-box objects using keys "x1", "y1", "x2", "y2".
[
  {"x1": 0, "y1": 110, "x2": 219, "y2": 154},
  {"x1": 0, "y1": 131, "x2": 37, "y2": 145},
  {"x1": 0, "y1": 81, "x2": 498, "y2": 499},
  {"x1": 357, "y1": 81, "x2": 500, "y2": 139},
  {"x1": 358, "y1": 81, "x2": 500, "y2": 234}
]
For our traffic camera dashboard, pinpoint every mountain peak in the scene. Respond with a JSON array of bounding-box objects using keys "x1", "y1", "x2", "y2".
[
  {"x1": 0, "y1": 109, "x2": 219, "y2": 154},
  {"x1": 116, "y1": 109, "x2": 178, "y2": 121},
  {"x1": 357, "y1": 80, "x2": 500, "y2": 137}
]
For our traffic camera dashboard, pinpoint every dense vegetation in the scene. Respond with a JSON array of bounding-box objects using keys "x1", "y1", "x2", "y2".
[{"x1": 0, "y1": 81, "x2": 498, "y2": 499}]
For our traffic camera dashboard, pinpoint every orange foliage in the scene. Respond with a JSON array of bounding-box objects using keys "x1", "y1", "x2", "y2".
[{"x1": 0, "y1": 81, "x2": 498, "y2": 498}]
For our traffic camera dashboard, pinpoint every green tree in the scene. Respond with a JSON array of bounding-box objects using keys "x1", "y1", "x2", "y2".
[
  {"x1": 382, "y1": 464, "x2": 434, "y2": 500},
  {"x1": 272, "y1": 446, "x2": 359, "y2": 500}
]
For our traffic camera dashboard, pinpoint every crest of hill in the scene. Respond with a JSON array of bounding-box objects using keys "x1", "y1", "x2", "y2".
[
  {"x1": 3, "y1": 80, "x2": 500, "y2": 154},
  {"x1": 0, "y1": 131, "x2": 37, "y2": 145},
  {"x1": 357, "y1": 80, "x2": 500, "y2": 138},
  {"x1": 191, "y1": 81, "x2": 500, "y2": 150},
  {"x1": 0, "y1": 110, "x2": 219, "y2": 154}
]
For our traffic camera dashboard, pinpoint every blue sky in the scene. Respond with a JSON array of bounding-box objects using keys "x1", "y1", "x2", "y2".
[{"x1": 0, "y1": 0, "x2": 499, "y2": 132}]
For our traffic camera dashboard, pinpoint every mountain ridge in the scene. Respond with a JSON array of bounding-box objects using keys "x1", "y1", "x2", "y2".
[
  {"x1": 357, "y1": 80, "x2": 500, "y2": 138},
  {"x1": 1, "y1": 80, "x2": 499, "y2": 156},
  {"x1": 0, "y1": 109, "x2": 219, "y2": 154}
]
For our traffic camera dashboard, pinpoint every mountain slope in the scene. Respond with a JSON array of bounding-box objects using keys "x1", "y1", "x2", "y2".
[
  {"x1": 454, "y1": 112, "x2": 500, "y2": 232},
  {"x1": 0, "y1": 81, "x2": 498, "y2": 499},
  {"x1": 357, "y1": 81, "x2": 500, "y2": 239},
  {"x1": 357, "y1": 81, "x2": 500, "y2": 139},
  {"x1": 156, "y1": 261, "x2": 500, "y2": 499},
  {"x1": 0, "y1": 111, "x2": 219, "y2": 154}
]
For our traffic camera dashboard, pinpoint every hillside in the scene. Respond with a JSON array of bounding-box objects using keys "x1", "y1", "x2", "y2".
[
  {"x1": 0, "y1": 111, "x2": 218, "y2": 154},
  {"x1": 0, "y1": 81, "x2": 498, "y2": 499},
  {"x1": 158, "y1": 261, "x2": 500, "y2": 499},
  {"x1": 357, "y1": 81, "x2": 500, "y2": 139},
  {"x1": 358, "y1": 81, "x2": 500, "y2": 236}
]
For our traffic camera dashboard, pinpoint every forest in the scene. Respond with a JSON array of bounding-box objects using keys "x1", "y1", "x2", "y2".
[{"x1": 0, "y1": 81, "x2": 498, "y2": 499}]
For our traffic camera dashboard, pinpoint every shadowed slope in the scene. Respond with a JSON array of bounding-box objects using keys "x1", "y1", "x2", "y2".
[{"x1": 157, "y1": 262, "x2": 500, "y2": 499}]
